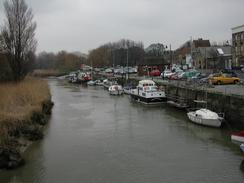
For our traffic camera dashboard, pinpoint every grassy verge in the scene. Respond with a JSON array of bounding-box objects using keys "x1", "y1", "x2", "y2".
[{"x1": 0, "y1": 77, "x2": 53, "y2": 169}]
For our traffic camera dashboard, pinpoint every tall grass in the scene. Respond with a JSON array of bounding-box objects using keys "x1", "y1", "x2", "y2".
[{"x1": 0, "y1": 77, "x2": 51, "y2": 140}]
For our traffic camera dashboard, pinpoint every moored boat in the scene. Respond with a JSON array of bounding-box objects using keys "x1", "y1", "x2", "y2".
[
  {"x1": 130, "y1": 80, "x2": 166, "y2": 105},
  {"x1": 240, "y1": 144, "x2": 244, "y2": 153},
  {"x1": 167, "y1": 100, "x2": 188, "y2": 109},
  {"x1": 123, "y1": 85, "x2": 136, "y2": 95},
  {"x1": 77, "y1": 72, "x2": 91, "y2": 83},
  {"x1": 231, "y1": 131, "x2": 244, "y2": 143},
  {"x1": 187, "y1": 108, "x2": 223, "y2": 128},
  {"x1": 103, "y1": 79, "x2": 118, "y2": 89},
  {"x1": 87, "y1": 80, "x2": 96, "y2": 86},
  {"x1": 108, "y1": 85, "x2": 123, "y2": 95}
]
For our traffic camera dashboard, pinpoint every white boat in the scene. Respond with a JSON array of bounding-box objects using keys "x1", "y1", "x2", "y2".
[
  {"x1": 231, "y1": 131, "x2": 244, "y2": 143},
  {"x1": 187, "y1": 108, "x2": 223, "y2": 127},
  {"x1": 87, "y1": 80, "x2": 96, "y2": 86},
  {"x1": 130, "y1": 80, "x2": 166, "y2": 105},
  {"x1": 103, "y1": 79, "x2": 118, "y2": 89},
  {"x1": 95, "y1": 80, "x2": 103, "y2": 86},
  {"x1": 240, "y1": 144, "x2": 244, "y2": 153},
  {"x1": 108, "y1": 85, "x2": 123, "y2": 95},
  {"x1": 123, "y1": 85, "x2": 135, "y2": 95},
  {"x1": 87, "y1": 80, "x2": 103, "y2": 86}
]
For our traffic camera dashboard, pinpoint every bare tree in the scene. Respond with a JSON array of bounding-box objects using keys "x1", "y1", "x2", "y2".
[{"x1": 1, "y1": 0, "x2": 37, "y2": 81}]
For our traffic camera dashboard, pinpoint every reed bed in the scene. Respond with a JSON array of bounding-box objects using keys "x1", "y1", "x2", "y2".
[
  {"x1": 0, "y1": 77, "x2": 51, "y2": 140},
  {"x1": 31, "y1": 69, "x2": 62, "y2": 77}
]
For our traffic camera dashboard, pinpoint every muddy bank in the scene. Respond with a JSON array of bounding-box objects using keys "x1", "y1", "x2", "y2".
[{"x1": 0, "y1": 100, "x2": 53, "y2": 169}]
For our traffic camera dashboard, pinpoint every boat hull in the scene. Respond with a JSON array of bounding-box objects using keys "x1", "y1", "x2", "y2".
[
  {"x1": 187, "y1": 112, "x2": 222, "y2": 127},
  {"x1": 231, "y1": 135, "x2": 244, "y2": 143},
  {"x1": 130, "y1": 93, "x2": 167, "y2": 105},
  {"x1": 109, "y1": 90, "x2": 123, "y2": 95}
]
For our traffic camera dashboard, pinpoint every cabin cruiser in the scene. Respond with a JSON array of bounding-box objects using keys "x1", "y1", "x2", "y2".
[
  {"x1": 87, "y1": 80, "x2": 103, "y2": 86},
  {"x1": 187, "y1": 108, "x2": 223, "y2": 128},
  {"x1": 77, "y1": 72, "x2": 91, "y2": 83},
  {"x1": 108, "y1": 85, "x2": 123, "y2": 95},
  {"x1": 68, "y1": 71, "x2": 91, "y2": 83},
  {"x1": 130, "y1": 80, "x2": 166, "y2": 104},
  {"x1": 103, "y1": 79, "x2": 118, "y2": 89}
]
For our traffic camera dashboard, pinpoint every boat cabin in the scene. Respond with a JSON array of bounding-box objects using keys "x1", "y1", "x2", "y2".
[{"x1": 137, "y1": 80, "x2": 159, "y2": 92}]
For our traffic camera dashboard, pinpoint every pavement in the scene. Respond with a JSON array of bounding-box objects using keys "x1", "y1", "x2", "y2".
[
  {"x1": 137, "y1": 76, "x2": 244, "y2": 97},
  {"x1": 237, "y1": 71, "x2": 244, "y2": 79},
  {"x1": 99, "y1": 72, "x2": 244, "y2": 97}
]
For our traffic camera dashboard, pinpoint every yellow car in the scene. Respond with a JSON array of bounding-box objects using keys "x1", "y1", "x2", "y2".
[{"x1": 209, "y1": 73, "x2": 240, "y2": 85}]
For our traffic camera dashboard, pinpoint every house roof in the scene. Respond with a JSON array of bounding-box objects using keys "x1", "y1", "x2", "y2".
[
  {"x1": 193, "y1": 39, "x2": 210, "y2": 48},
  {"x1": 197, "y1": 46, "x2": 231, "y2": 59},
  {"x1": 232, "y1": 24, "x2": 244, "y2": 34}
]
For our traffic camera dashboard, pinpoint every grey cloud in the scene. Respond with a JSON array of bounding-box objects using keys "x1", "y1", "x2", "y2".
[{"x1": 1, "y1": 0, "x2": 244, "y2": 53}]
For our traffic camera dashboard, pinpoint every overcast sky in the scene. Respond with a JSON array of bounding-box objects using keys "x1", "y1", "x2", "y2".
[{"x1": 1, "y1": 0, "x2": 244, "y2": 54}]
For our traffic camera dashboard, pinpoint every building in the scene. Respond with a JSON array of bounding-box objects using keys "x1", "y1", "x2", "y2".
[
  {"x1": 232, "y1": 25, "x2": 244, "y2": 68},
  {"x1": 174, "y1": 38, "x2": 210, "y2": 68},
  {"x1": 194, "y1": 46, "x2": 232, "y2": 72}
]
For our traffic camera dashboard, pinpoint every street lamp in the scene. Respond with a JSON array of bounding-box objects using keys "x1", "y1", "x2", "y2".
[
  {"x1": 125, "y1": 45, "x2": 129, "y2": 81},
  {"x1": 165, "y1": 44, "x2": 172, "y2": 70}
]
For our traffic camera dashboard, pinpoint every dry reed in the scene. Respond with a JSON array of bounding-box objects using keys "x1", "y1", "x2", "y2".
[{"x1": 0, "y1": 77, "x2": 51, "y2": 139}]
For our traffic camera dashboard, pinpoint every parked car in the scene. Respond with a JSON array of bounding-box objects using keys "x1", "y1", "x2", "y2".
[
  {"x1": 169, "y1": 71, "x2": 184, "y2": 80},
  {"x1": 209, "y1": 73, "x2": 240, "y2": 85},
  {"x1": 221, "y1": 69, "x2": 237, "y2": 77},
  {"x1": 105, "y1": 68, "x2": 113, "y2": 73},
  {"x1": 241, "y1": 68, "x2": 244, "y2": 73},
  {"x1": 177, "y1": 72, "x2": 186, "y2": 80},
  {"x1": 161, "y1": 70, "x2": 174, "y2": 79},
  {"x1": 199, "y1": 74, "x2": 212, "y2": 84},
  {"x1": 149, "y1": 69, "x2": 161, "y2": 76},
  {"x1": 191, "y1": 73, "x2": 207, "y2": 80},
  {"x1": 183, "y1": 70, "x2": 199, "y2": 79}
]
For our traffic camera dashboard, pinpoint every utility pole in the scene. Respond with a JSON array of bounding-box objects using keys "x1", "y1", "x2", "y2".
[
  {"x1": 190, "y1": 36, "x2": 193, "y2": 68},
  {"x1": 170, "y1": 44, "x2": 172, "y2": 69},
  {"x1": 205, "y1": 47, "x2": 207, "y2": 70},
  {"x1": 126, "y1": 46, "x2": 129, "y2": 81}
]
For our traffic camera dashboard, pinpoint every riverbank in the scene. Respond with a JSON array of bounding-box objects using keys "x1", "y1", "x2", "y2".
[
  {"x1": 0, "y1": 77, "x2": 53, "y2": 169},
  {"x1": 95, "y1": 73, "x2": 244, "y2": 129}
]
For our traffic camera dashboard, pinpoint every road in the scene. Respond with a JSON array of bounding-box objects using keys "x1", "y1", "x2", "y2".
[{"x1": 98, "y1": 72, "x2": 244, "y2": 97}]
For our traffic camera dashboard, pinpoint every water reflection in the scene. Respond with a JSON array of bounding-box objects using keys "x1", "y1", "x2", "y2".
[{"x1": 1, "y1": 79, "x2": 244, "y2": 183}]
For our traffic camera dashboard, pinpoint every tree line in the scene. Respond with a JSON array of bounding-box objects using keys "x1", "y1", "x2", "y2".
[
  {"x1": 87, "y1": 39, "x2": 145, "y2": 67},
  {"x1": 0, "y1": 0, "x2": 168, "y2": 82},
  {"x1": 35, "y1": 51, "x2": 86, "y2": 72}
]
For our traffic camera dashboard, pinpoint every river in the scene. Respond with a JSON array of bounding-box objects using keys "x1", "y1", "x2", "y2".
[{"x1": 1, "y1": 79, "x2": 244, "y2": 183}]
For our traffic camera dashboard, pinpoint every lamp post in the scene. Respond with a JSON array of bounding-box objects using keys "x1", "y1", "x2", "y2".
[
  {"x1": 165, "y1": 44, "x2": 172, "y2": 70},
  {"x1": 125, "y1": 45, "x2": 129, "y2": 81}
]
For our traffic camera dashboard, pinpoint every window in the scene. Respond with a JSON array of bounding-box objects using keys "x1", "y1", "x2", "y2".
[{"x1": 241, "y1": 45, "x2": 244, "y2": 54}]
